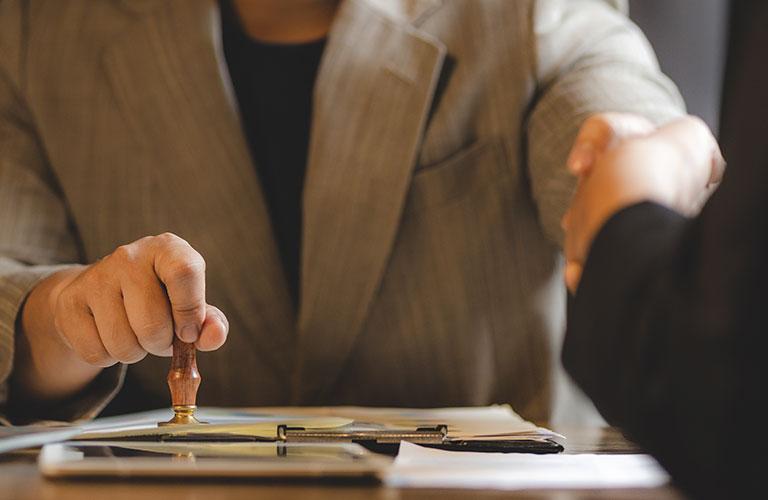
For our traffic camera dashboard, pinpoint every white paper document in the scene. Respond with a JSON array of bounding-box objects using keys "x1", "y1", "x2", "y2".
[
  {"x1": 0, "y1": 425, "x2": 82, "y2": 454},
  {"x1": 386, "y1": 441, "x2": 670, "y2": 490}
]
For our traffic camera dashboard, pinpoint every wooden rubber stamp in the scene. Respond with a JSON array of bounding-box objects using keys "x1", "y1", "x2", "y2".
[{"x1": 160, "y1": 336, "x2": 204, "y2": 426}]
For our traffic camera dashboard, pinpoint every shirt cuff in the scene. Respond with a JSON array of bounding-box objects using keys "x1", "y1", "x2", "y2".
[{"x1": 10, "y1": 364, "x2": 126, "y2": 424}]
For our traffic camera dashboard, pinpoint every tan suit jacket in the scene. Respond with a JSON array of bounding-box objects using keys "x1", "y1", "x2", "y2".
[{"x1": 0, "y1": 0, "x2": 683, "y2": 423}]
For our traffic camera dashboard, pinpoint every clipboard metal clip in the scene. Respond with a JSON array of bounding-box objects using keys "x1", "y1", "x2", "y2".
[{"x1": 276, "y1": 424, "x2": 448, "y2": 444}]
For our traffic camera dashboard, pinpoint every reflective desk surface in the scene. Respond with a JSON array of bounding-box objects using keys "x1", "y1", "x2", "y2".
[{"x1": 0, "y1": 426, "x2": 686, "y2": 500}]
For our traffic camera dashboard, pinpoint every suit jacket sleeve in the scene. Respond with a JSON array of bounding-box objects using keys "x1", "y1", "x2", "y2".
[
  {"x1": 527, "y1": 0, "x2": 685, "y2": 245},
  {"x1": 564, "y1": 184, "x2": 767, "y2": 496},
  {"x1": 0, "y1": 2, "x2": 123, "y2": 424}
]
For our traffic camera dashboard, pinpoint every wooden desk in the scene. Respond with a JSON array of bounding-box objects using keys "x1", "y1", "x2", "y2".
[{"x1": 0, "y1": 427, "x2": 686, "y2": 500}]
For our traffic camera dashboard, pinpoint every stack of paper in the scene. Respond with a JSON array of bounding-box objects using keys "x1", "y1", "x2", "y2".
[
  {"x1": 386, "y1": 441, "x2": 670, "y2": 490},
  {"x1": 0, "y1": 425, "x2": 82, "y2": 454},
  {"x1": 238, "y1": 405, "x2": 563, "y2": 443}
]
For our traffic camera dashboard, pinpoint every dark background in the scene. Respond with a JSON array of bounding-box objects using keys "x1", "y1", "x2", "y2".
[{"x1": 629, "y1": 0, "x2": 730, "y2": 135}]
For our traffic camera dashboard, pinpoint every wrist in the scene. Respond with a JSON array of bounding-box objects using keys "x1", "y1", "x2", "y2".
[
  {"x1": 16, "y1": 265, "x2": 100, "y2": 400},
  {"x1": 22, "y1": 266, "x2": 85, "y2": 350}
]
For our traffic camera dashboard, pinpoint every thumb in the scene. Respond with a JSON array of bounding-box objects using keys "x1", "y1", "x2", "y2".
[
  {"x1": 565, "y1": 261, "x2": 583, "y2": 294},
  {"x1": 568, "y1": 113, "x2": 656, "y2": 175}
]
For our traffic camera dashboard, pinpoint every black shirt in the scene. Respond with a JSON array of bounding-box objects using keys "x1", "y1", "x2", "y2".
[{"x1": 220, "y1": 0, "x2": 326, "y2": 307}]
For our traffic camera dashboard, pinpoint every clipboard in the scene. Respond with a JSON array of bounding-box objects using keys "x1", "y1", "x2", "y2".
[
  {"x1": 277, "y1": 424, "x2": 564, "y2": 455},
  {"x1": 69, "y1": 406, "x2": 566, "y2": 456},
  {"x1": 82, "y1": 423, "x2": 563, "y2": 455}
]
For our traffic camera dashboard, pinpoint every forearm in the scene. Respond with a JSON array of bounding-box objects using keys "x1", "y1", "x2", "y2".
[
  {"x1": 528, "y1": 0, "x2": 684, "y2": 244},
  {"x1": 563, "y1": 202, "x2": 689, "y2": 424},
  {"x1": 563, "y1": 201, "x2": 743, "y2": 497},
  {"x1": 12, "y1": 266, "x2": 102, "y2": 403}
]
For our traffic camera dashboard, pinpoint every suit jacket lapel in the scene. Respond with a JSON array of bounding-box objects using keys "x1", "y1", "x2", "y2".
[
  {"x1": 296, "y1": 0, "x2": 446, "y2": 402},
  {"x1": 103, "y1": 0, "x2": 296, "y2": 376}
]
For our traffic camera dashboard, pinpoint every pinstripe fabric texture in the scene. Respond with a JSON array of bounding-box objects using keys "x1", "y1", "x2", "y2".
[{"x1": 0, "y1": 0, "x2": 683, "y2": 423}]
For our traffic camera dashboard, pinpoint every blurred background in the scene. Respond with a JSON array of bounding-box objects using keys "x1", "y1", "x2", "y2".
[{"x1": 629, "y1": 0, "x2": 730, "y2": 135}]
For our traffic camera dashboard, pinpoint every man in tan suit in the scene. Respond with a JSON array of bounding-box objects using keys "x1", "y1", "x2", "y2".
[{"x1": 0, "y1": 0, "x2": 684, "y2": 423}]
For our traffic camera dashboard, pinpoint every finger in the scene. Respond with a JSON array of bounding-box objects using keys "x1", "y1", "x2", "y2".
[
  {"x1": 156, "y1": 344, "x2": 174, "y2": 358},
  {"x1": 567, "y1": 140, "x2": 596, "y2": 176},
  {"x1": 656, "y1": 116, "x2": 719, "y2": 185},
  {"x1": 710, "y1": 148, "x2": 726, "y2": 185},
  {"x1": 568, "y1": 113, "x2": 655, "y2": 175},
  {"x1": 565, "y1": 261, "x2": 583, "y2": 294},
  {"x1": 195, "y1": 304, "x2": 229, "y2": 352},
  {"x1": 89, "y1": 291, "x2": 147, "y2": 364},
  {"x1": 55, "y1": 288, "x2": 115, "y2": 368},
  {"x1": 121, "y1": 272, "x2": 174, "y2": 356},
  {"x1": 151, "y1": 233, "x2": 206, "y2": 344}
]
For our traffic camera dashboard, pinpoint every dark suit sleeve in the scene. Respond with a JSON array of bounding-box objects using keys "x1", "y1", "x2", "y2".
[
  {"x1": 563, "y1": 180, "x2": 767, "y2": 498},
  {"x1": 563, "y1": 201, "x2": 692, "y2": 426}
]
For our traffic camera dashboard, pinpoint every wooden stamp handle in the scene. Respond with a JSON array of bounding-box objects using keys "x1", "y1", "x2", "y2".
[{"x1": 167, "y1": 336, "x2": 201, "y2": 407}]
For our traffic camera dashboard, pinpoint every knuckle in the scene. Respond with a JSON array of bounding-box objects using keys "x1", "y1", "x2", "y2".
[
  {"x1": 79, "y1": 346, "x2": 115, "y2": 367},
  {"x1": 111, "y1": 244, "x2": 140, "y2": 265},
  {"x1": 136, "y1": 320, "x2": 173, "y2": 350},
  {"x1": 113, "y1": 345, "x2": 147, "y2": 364},
  {"x1": 172, "y1": 300, "x2": 203, "y2": 316},
  {"x1": 167, "y1": 259, "x2": 205, "y2": 284},
  {"x1": 54, "y1": 288, "x2": 85, "y2": 328},
  {"x1": 155, "y1": 232, "x2": 185, "y2": 247},
  {"x1": 80, "y1": 269, "x2": 113, "y2": 301},
  {"x1": 157, "y1": 234, "x2": 202, "y2": 266},
  {"x1": 136, "y1": 234, "x2": 156, "y2": 245},
  {"x1": 106, "y1": 242, "x2": 142, "y2": 270}
]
